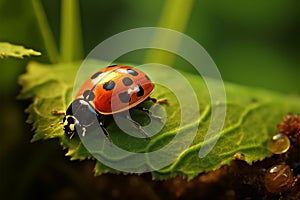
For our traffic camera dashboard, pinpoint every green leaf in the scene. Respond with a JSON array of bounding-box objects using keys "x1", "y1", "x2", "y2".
[
  {"x1": 0, "y1": 42, "x2": 41, "y2": 59},
  {"x1": 18, "y1": 60, "x2": 300, "y2": 180}
]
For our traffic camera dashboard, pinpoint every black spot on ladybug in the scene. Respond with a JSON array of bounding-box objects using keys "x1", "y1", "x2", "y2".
[
  {"x1": 127, "y1": 69, "x2": 138, "y2": 76},
  {"x1": 145, "y1": 75, "x2": 151, "y2": 80},
  {"x1": 119, "y1": 92, "x2": 131, "y2": 103},
  {"x1": 107, "y1": 64, "x2": 118, "y2": 68},
  {"x1": 91, "y1": 71, "x2": 103, "y2": 79},
  {"x1": 122, "y1": 77, "x2": 133, "y2": 86},
  {"x1": 137, "y1": 85, "x2": 144, "y2": 97},
  {"x1": 103, "y1": 80, "x2": 115, "y2": 91},
  {"x1": 83, "y1": 90, "x2": 95, "y2": 101}
]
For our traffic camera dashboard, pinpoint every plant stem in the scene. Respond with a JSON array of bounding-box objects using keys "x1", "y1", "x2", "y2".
[
  {"x1": 31, "y1": 0, "x2": 59, "y2": 63},
  {"x1": 158, "y1": 0, "x2": 194, "y2": 31},
  {"x1": 60, "y1": 0, "x2": 83, "y2": 62},
  {"x1": 144, "y1": 0, "x2": 195, "y2": 65}
]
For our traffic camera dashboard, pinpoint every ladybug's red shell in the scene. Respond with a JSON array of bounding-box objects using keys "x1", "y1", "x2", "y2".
[{"x1": 76, "y1": 65, "x2": 154, "y2": 115}]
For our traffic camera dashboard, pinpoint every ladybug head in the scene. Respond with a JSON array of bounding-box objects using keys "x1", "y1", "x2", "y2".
[
  {"x1": 63, "y1": 98, "x2": 99, "y2": 138},
  {"x1": 63, "y1": 115, "x2": 85, "y2": 138}
]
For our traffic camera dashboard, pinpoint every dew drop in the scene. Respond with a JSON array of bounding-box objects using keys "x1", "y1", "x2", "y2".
[
  {"x1": 263, "y1": 164, "x2": 293, "y2": 193},
  {"x1": 267, "y1": 133, "x2": 290, "y2": 154}
]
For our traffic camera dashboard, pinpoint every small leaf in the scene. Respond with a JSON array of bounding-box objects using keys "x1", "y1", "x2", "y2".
[
  {"x1": 0, "y1": 42, "x2": 41, "y2": 59},
  {"x1": 19, "y1": 60, "x2": 300, "y2": 180}
]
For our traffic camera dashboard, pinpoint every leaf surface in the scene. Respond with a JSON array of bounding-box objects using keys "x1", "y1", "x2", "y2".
[
  {"x1": 0, "y1": 42, "x2": 41, "y2": 59},
  {"x1": 19, "y1": 60, "x2": 300, "y2": 180}
]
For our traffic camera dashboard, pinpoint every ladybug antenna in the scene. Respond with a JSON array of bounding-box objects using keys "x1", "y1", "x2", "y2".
[
  {"x1": 50, "y1": 121, "x2": 63, "y2": 128},
  {"x1": 50, "y1": 110, "x2": 66, "y2": 128},
  {"x1": 51, "y1": 110, "x2": 66, "y2": 115}
]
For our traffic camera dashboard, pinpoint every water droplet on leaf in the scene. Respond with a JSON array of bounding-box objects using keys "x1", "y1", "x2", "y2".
[{"x1": 267, "y1": 133, "x2": 290, "y2": 154}]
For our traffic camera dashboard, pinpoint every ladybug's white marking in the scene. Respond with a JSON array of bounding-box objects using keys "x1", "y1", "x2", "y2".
[
  {"x1": 63, "y1": 120, "x2": 68, "y2": 126},
  {"x1": 127, "y1": 85, "x2": 140, "y2": 95},
  {"x1": 79, "y1": 99, "x2": 89, "y2": 105},
  {"x1": 82, "y1": 127, "x2": 87, "y2": 137},
  {"x1": 116, "y1": 68, "x2": 128, "y2": 74},
  {"x1": 69, "y1": 124, "x2": 75, "y2": 132}
]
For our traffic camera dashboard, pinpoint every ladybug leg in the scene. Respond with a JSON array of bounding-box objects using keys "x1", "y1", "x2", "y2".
[
  {"x1": 97, "y1": 116, "x2": 112, "y2": 143},
  {"x1": 49, "y1": 111, "x2": 65, "y2": 128},
  {"x1": 134, "y1": 107, "x2": 163, "y2": 123},
  {"x1": 99, "y1": 121, "x2": 112, "y2": 143},
  {"x1": 69, "y1": 132, "x2": 75, "y2": 139},
  {"x1": 147, "y1": 97, "x2": 168, "y2": 104},
  {"x1": 124, "y1": 114, "x2": 150, "y2": 139}
]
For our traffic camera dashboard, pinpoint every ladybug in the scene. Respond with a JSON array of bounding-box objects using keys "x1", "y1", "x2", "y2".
[{"x1": 53, "y1": 65, "x2": 166, "y2": 142}]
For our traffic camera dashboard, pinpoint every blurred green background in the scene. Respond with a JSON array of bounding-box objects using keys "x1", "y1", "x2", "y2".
[{"x1": 0, "y1": 0, "x2": 299, "y2": 199}]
